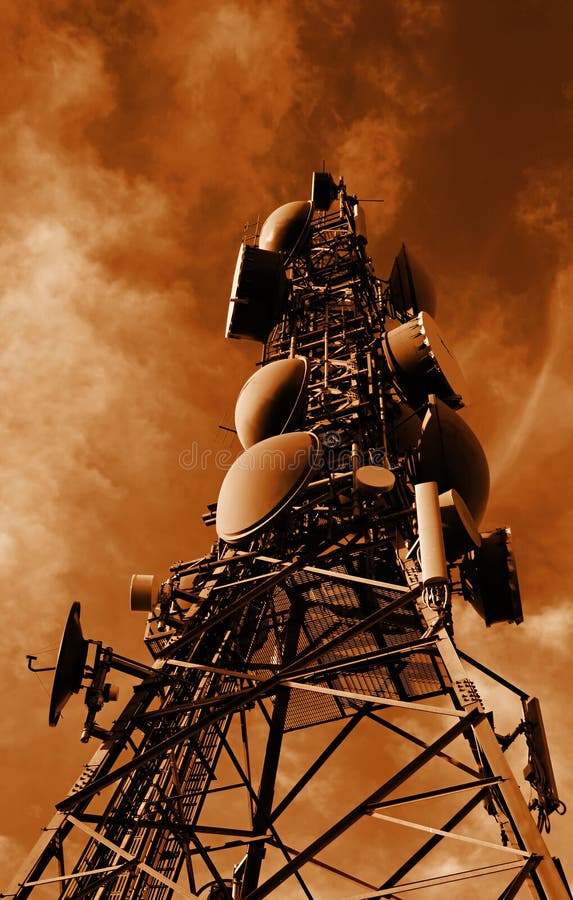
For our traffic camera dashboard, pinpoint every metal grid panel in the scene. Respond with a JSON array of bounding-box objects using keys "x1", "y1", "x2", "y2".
[
  {"x1": 284, "y1": 681, "x2": 344, "y2": 731},
  {"x1": 240, "y1": 570, "x2": 447, "y2": 732}
]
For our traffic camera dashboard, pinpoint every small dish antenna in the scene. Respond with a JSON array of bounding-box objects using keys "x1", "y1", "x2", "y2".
[
  {"x1": 33, "y1": 602, "x2": 157, "y2": 741},
  {"x1": 355, "y1": 465, "x2": 396, "y2": 495},
  {"x1": 49, "y1": 602, "x2": 89, "y2": 727}
]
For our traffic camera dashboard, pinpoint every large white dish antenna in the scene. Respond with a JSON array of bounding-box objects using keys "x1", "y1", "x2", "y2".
[
  {"x1": 235, "y1": 357, "x2": 308, "y2": 450},
  {"x1": 216, "y1": 432, "x2": 321, "y2": 544}
]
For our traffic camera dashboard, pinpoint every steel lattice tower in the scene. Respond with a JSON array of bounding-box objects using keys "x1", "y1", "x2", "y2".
[{"x1": 5, "y1": 173, "x2": 570, "y2": 899}]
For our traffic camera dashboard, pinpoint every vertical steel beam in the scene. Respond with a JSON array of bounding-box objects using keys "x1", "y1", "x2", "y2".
[{"x1": 239, "y1": 592, "x2": 306, "y2": 897}]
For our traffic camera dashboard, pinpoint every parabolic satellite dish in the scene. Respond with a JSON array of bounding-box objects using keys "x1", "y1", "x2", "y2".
[
  {"x1": 416, "y1": 397, "x2": 490, "y2": 523},
  {"x1": 384, "y1": 311, "x2": 468, "y2": 410},
  {"x1": 389, "y1": 244, "x2": 437, "y2": 318},
  {"x1": 259, "y1": 200, "x2": 314, "y2": 264},
  {"x1": 48, "y1": 602, "x2": 88, "y2": 727},
  {"x1": 389, "y1": 400, "x2": 424, "y2": 455},
  {"x1": 235, "y1": 357, "x2": 309, "y2": 449},
  {"x1": 216, "y1": 431, "x2": 320, "y2": 544}
]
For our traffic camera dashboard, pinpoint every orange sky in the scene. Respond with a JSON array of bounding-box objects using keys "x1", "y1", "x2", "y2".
[{"x1": 1, "y1": 0, "x2": 573, "y2": 890}]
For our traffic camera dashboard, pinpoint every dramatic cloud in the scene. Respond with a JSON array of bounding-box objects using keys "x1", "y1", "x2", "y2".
[{"x1": 2, "y1": 0, "x2": 572, "y2": 888}]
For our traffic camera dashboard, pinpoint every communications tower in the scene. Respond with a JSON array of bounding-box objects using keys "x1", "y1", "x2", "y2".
[{"x1": 5, "y1": 173, "x2": 570, "y2": 898}]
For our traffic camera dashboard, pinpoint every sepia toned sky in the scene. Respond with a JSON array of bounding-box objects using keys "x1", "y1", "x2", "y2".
[{"x1": 1, "y1": 0, "x2": 573, "y2": 891}]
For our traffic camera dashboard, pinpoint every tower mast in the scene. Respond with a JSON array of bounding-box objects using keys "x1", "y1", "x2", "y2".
[{"x1": 6, "y1": 173, "x2": 569, "y2": 899}]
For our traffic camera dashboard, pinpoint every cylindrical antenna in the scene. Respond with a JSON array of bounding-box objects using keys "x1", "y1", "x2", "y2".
[{"x1": 415, "y1": 481, "x2": 447, "y2": 585}]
